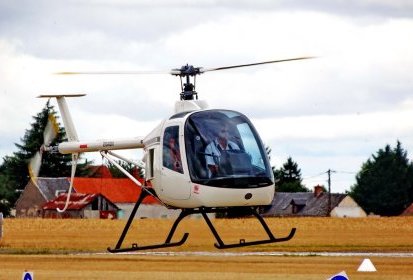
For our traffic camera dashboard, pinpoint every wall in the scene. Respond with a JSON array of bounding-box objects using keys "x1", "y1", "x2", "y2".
[
  {"x1": 15, "y1": 182, "x2": 46, "y2": 218},
  {"x1": 330, "y1": 196, "x2": 367, "y2": 217},
  {"x1": 116, "y1": 203, "x2": 181, "y2": 219},
  {"x1": 43, "y1": 210, "x2": 84, "y2": 219}
]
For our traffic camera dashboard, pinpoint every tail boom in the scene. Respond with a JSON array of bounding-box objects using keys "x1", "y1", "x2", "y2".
[{"x1": 57, "y1": 138, "x2": 145, "y2": 154}]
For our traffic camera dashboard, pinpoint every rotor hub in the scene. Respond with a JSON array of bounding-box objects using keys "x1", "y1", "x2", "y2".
[{"x1": 172, "y1": 64, "x2": 202, "y2": 100}]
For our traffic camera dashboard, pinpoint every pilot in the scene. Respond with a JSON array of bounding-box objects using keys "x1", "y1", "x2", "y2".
[{"x1": 205, "y1": 123, "x2": 239, "y2": 177}]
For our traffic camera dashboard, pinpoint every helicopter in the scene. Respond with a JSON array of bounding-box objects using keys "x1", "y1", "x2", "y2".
[{"x1": 29, "y1": 56, "x2": 313, "y2": 252}]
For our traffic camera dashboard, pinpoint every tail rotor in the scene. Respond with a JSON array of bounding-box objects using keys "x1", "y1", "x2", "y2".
[{"x1": 28, "y1": 114, "x2": 59, "y2": 185}]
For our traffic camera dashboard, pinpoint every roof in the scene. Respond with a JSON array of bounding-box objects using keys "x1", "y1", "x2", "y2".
[
  {"x1": 263, "y1": 192, "x2": 347, "y2": 217},
  {"x1": 85, "y1": 165, "x2": 113, "y2": 178},
  {"x1": 35, "y1": 177, "x2": 70, "y2": 201},
  {"x1": 401, "y1": 203, "x2": 413, "y2": 216},
  {"x1": 71, "y1": 178, "x2": 158, "y2": 204},
  {"x1": 291, "y1": 198, "x2": 307, "y2": 206},
  {"x1": 30, "y1": 177, "x2": 158, "y2": 205},
  {"x1": 42, "y1": 193, "x2": 119, "y2": 210}
]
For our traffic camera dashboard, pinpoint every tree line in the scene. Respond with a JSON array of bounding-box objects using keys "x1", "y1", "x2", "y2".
[
  {"x1": 272, "y1": 141, "x2": 413, "y2": 216},
  {"x1": 1, "y1": 103, "x2": 412, "y2": 216}
]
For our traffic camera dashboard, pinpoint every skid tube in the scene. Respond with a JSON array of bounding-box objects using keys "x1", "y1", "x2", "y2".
[{"x1": 107, "y1": 190, "x2": 296, "y2": 253}]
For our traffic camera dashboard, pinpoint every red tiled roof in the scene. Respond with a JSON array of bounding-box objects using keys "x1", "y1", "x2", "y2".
[
  {"x1": 401, "y1": 203, "x2": 413, "y2": 216},
  {"x1": 71, "y1": 178, "x2": 159, "y2": 204},
  {"x1": 86, "y1": 165, "x2": 113, "y2": 178},
  {"x1": 43, "y1": 193, "x2": 99, "y2": 210}
]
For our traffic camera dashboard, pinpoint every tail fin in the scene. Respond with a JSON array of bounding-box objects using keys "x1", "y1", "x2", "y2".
[
  {"x1": 37, "y1": 94, "x2": 85, "y2": 212},
  {"x1": 38, "y1": 94, "x2": 85, "y2": 141}
]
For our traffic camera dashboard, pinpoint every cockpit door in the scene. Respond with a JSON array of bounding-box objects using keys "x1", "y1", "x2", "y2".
[{"x1": 160, "y1": 125, "x2": 191, "y2": 200}]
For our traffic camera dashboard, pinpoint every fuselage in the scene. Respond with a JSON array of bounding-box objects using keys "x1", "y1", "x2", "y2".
[
  {"x1": 143, "y1": 103, "x2": 275, "y2": 208},
  {"x1": 53, "y1": 96, "x2": 275, "y2": 209}
]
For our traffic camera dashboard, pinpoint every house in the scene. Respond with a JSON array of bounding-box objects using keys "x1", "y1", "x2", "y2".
[
  {"x1": 16, "y1": 177, "x2": 180, "y2": 219},
  {"x1": 15, "y1": 178, "x2": 70, "y2": 217},
  {"x1": 330, "y1": 195, "x2": 367, "y2": 217},
  {"x1": 263, "y1": 186, "x2": 367, "y2": 217},
  {"x1": 42, "y1": 193, "x2": 119, "y2": 219},
  {"x1": 401, "y1": 203, "x2": 413, "y2": 216},
  {"x1": 72, "y1": 178, "x2": 180, "y2": 219}
]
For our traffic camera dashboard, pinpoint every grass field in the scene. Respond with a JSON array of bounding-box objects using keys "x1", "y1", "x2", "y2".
[{"x1": 1, "y1": 216, "x2": 413, "y2": 279}]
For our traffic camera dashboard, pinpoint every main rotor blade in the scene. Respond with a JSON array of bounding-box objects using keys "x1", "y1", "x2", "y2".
[
  {"x1": 55, "y1": 70, "x2": 171, "y2": 75},
  {"x1": 55, "y1": 56, "x2": 315, "y2": 76},
  {"x1": 200, "y1": 56, "x2": 315, "y2": 73}
]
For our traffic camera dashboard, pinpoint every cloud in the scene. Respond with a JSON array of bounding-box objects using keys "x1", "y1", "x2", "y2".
[
  {"x1": 162, "y1": 11, "x2": 413, "y2": 121},
  {"x1": 2, "y1": 0, "x2": 412, "y2": 61},
  {"x1": 1, "y1": 1, "x2": 413, "y2": 193},
  {"x1": 255, "y1": 109, "x2": 413, "y2": 141}
]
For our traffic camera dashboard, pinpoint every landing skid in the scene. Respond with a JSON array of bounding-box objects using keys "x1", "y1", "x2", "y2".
[{"x1": 107, "y1": 190, "x2": 296, "y2": 253}]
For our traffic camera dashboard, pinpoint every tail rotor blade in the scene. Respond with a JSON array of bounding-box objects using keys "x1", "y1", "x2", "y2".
[
  {"x1": 28, "y1": 151, "x2": 42, "y2": 186},
  {"x1": 43, "y1": 114, "x2": 59, "y2": 146},
  {"x1": 27, "y1": 113, "x2": 59, "y2": 181}
]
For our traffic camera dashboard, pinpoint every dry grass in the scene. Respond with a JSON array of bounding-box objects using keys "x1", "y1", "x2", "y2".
[
  {"x1": 1, "y1": 253, "x2": 413, "y2": 279},
  {"x1": 1, "y1": 217, "x2": 413, "y2": 279},
  {"x1": 1, "y1": 216, "x2": 412, "y2": 253}
]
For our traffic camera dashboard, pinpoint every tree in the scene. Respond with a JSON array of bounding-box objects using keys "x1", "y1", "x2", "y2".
[
  {"x1": 0, "y1": 171, "x2": 15, "y2": 216},
  {"x1": 349, "y1": 141, "x2": 413, "y2": 216},
  {"x1": 0, "y1": 101, "x2": 87, "y2": 215},
  {"x1": 273, "y1": 157, "x2": 309, "y2": 192},
  {"x1": 106, "y1": 160, "x2": 144, "y2": 178}
]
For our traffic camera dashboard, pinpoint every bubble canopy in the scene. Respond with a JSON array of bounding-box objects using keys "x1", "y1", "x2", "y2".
[{"x1": 184, "y1": 110, "x2": 274, "y2": 188}]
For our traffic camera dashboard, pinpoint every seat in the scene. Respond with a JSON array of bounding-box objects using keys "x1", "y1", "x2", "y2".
[{"x1": 193, "y1": 136, "x2": 207, "y2": 179}]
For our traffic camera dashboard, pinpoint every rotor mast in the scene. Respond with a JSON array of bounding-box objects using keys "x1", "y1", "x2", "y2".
[{"x1": 171, "y1": 64, "x2": 203, "y2": 101}]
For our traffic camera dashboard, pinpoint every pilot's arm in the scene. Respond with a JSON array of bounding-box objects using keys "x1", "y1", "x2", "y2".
[{"x1": 205, "y1": 142, "x2": 219, "y2": 176}]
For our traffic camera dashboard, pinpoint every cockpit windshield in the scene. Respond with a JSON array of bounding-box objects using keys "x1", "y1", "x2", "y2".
[{"x1": 185, "y1": 110, "x2": 273, "y2": 188}]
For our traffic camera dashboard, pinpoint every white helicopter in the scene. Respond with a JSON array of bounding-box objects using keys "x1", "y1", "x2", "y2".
[{"x1": 29, "y1": 57, "x2": 312, "y2": 252}]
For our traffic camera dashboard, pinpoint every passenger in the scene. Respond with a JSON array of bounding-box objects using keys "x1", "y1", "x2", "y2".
[{"x1": 164, "y1": 135, "x2": 183, "y2": 173}]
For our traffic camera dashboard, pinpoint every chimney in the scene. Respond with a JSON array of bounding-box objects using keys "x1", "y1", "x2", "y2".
[{"x1": 314, "y1": 185, "x2": 324, "y2": 197}]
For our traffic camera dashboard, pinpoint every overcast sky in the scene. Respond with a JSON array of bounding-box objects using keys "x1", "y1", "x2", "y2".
[{"x1": 1, "y1": 0, "x2": 413, "y2": 193}]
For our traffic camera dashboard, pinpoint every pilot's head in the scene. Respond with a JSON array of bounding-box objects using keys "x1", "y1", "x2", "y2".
[{"x1": 214, "y1": 123, "x2": 230, "y2": 143}]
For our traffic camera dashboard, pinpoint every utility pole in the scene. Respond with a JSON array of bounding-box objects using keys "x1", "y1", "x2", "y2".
[
  {"x1": 327, "y1": 169, "x2": 336, "y2": 216},
  {"x1": 0, "y1": 212, "x2": 3, "y2": 240}
]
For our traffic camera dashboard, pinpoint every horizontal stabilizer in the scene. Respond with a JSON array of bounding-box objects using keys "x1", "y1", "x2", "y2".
[{"x1": 38, "y1": 94, "x2": 86, "y2": 98}]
